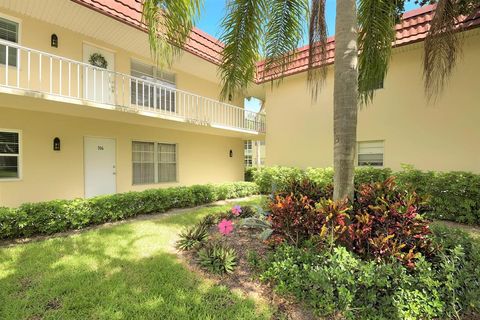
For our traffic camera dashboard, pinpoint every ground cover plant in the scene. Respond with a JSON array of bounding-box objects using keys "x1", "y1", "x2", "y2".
[{"x1": 0, "y1": 198, "x2": 273, "y2": 320}]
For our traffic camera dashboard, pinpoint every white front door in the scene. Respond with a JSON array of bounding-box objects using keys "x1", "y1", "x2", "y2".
[
  {"x1": 83, "y1": 44, "x2": 115, "y2": 104},
  {"x1": 84, "y1": 137, "x2": 116, "y2": 198}
]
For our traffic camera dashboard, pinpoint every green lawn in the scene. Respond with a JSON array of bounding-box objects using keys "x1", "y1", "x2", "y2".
[{"x1": 0, "y1": 198, "x2": 272, "y2": 320}]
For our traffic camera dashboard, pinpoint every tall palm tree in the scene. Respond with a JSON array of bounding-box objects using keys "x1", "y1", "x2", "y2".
[{"x1": 142, "y1": 0, "x2": 479, "y2": 201}]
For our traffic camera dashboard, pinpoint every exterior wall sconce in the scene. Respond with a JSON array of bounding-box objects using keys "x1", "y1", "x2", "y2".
[
  {"x1": 229, "y1": 149, "x2": 233, "y2": 158},
  {"x1": 53, "y1": 137, "x2": 61, "y2": 151},
  {"x1": 228, "y1": 94, "x2": 232, "y2": 102},
  {"x1": 51, "y1": 34, "x2": 58, "y2": 48}
]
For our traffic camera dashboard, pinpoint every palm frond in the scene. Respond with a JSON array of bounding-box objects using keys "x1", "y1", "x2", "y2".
[
  {"x1": 219, "y1": 0, "x2": 267, "y2": 100},
  {"x1": 423, "y1": 0, "x2": 461, "y2": 101},
  {"x1": 142, "y1": 0, "x2": 203, "y2": 68},
  {"x1": 308, "y1": 0, "x2": 328, "y2": 99},
  {"x1": 262, "y1": 0, "x2": 308, "y2": 83},
  {"x1": 357, "y1": 0, "x2": 397, "y2": 105}
]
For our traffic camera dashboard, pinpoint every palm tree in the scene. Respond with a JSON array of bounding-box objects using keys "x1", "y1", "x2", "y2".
[{"x1": 142, "y1": 0, "x2": 479, "y2": 201}]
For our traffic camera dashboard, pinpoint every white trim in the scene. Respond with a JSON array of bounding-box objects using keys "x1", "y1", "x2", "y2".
[
  {"x1": 0, "y1": 128, "x2": 22, "y2": 181},
  {"x1": 0, "y1": 12, "x2": 22, "y2": 44},
  {"x1": 0, "y1": 13, "x2": 22, "y2": 69},
  {"x1": 356, "y1": 140, "x2": 385, "y2": 168},
  {"x1": 131, "y1": 139, "x2": 178, "y2": 185},
  {"x1": 83, "y1": 136, "x2": 117, "y2": 197}
]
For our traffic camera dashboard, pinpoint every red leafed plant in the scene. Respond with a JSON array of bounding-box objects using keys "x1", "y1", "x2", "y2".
[
  {"x1": 348, "y1": 177, "x2": 434, "y2": 267},
  {"x1": 268, "y1": 194, "x2": 350, "y2": 246}
]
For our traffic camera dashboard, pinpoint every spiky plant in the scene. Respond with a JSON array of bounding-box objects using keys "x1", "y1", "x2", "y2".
[
  {"x1": 176, "y1": 223, "x2": 209, "y2": 251},
  {"x1": 197, "y1": 242, "x2": 237, "y2": 274}
]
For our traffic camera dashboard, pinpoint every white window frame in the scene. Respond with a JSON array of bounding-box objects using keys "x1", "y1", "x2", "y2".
[
  {"x1": 0, "y1": 128, "x2": 22, "y2": 181},
  {"x1": 130, "y1": 59, "x2": 177, "y2": 112},
  {"x1": 0, "y1": 13, "x2": 22, "y2": 68},
  {"x1": 356, "y1": 140, "x2": 385, "y2": 167},
  {"x1": 132, "y1": 140, "x2": 178, "y2": 185}
]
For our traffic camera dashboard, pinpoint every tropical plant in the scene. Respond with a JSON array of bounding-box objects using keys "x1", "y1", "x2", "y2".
[
  {"x1": 176, "y1": 223, "x2": 209, "y2": 251},
  {"x1": 142, "y1": 0, "x2": 479, "y2": 201},
  {"x1": 197, "y1": 241, "x2": 237, "y2": 274}
]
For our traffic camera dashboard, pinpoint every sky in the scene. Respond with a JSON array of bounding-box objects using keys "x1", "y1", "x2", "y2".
[
  {"x1": 197, "y1": 0, "x2": 421, "y2": 39},
  {"x1": 196, "y1": 0, "x2": 422, "y2": 112}
]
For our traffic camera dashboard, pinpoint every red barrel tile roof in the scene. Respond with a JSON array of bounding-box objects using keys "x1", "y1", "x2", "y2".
[
  {"x1": 71, "y1": 1, "x2": 480, "y2": 83},
  {"x1": 70, "y1": 0, "x2": 224, "y2": 64}
]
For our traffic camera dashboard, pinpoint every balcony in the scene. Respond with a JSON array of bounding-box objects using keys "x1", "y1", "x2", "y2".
[{"x1": 0, "y1": 40, "x2": 266, "y2": 134}]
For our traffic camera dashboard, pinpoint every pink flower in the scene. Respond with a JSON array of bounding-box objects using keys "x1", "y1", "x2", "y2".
[
  {"x1": 218, "y1": 219, "x2": 234, "y2": 235},
  {"x1": 231, "y1": 205, "x2": 242, "y2": 217}
]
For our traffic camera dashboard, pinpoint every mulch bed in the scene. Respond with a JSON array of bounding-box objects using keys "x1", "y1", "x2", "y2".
[{"x1": 179, "y1": 223, "x2": 318, "y2": 320}]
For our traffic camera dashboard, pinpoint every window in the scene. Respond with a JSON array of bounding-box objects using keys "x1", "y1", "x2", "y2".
[
  {"x1": 0, "y1": 130, "x2": 20, "y2": 179},
  {"x1": 244, "y1": 155, "x2": 253, "y2": 167},
  {"x1": 357, "y1": 141, "x2": 384, "y2": 167},
  {"x1": 130, "y1": 60, "x2": 176, "y2": 112},
  {"x1": 0, "y1": 17, "x2": 18, "y2": 67},
  {"x1": 132, "y1": 141, "x2": 177, "y2": 184}
]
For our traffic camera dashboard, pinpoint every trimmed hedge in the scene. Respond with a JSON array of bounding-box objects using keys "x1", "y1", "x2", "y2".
[
  {"x1": 253, "y1": 166, "x2": 480, "y2": 225},
  {"x1": 0, "y1": 182, "x2": 259, "y2": 239}
]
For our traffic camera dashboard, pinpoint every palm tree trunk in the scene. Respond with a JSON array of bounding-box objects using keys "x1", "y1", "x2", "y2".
[{"x1": 332, "y1": 0, "x2": 358, "y2": 201}]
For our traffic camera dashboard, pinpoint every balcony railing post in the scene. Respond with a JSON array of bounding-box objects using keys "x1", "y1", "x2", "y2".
[{"x1": 0, "y1": 40, "x2": 265, "y2": 133}]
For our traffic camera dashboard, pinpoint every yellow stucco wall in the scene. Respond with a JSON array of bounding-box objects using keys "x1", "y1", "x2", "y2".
[
  {"x1": 0, "y1": 8, "x2": 243, "y2": 107},
  {"x1": 264, "y1": 30, "x2": 480, "y2": 172},
  {"x1": 0, "y1": 107, "x2": 244, "y2": 207}
]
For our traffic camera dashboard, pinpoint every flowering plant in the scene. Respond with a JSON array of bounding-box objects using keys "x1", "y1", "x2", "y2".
[
  {"x1": 218, "y1": 219, "x2": 234, "y2": 235},
  {"x1": 231, "y1": 205, "x2": 242, "y2": 216}
]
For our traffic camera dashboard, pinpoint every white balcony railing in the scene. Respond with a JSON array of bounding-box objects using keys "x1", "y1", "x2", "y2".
[{"x1": 0, "y1": 40, "x2": 266, "y2": 134}]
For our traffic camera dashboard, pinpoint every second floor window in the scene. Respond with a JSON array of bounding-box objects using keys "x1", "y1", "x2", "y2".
[
  {"x1": 130, "y1": 60, "x2": 176, "y2": 112},
  {"x1": 0, "y1": 17, "x2": 18, "y2": 67}
]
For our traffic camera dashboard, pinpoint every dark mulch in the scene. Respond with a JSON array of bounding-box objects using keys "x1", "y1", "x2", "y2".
[{"x1": 179, "y1": 223, "x2": 318, "y2": 320}]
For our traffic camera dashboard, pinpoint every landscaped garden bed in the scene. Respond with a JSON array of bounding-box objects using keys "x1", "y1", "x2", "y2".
[{"x1": 178, "y1": 177, "x2": 480, "y2": 320}]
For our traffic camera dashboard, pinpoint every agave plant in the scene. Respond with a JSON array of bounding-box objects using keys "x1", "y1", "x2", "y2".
[
  {"x1": 176, "y1": 223, "x2": 209, "y2": 251},
  {"x1": 197, "y1": 242, "x2": 237, "y2": 274}
]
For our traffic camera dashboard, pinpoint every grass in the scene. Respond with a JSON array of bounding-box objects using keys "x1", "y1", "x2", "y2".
[{"x1": 0, "y1": 197, "x2": 272, "y2": 320}]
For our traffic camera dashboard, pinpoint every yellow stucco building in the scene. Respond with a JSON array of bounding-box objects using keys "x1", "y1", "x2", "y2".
[{"x1": 0, "y1": 1, "x2": 478, "y2": 207}]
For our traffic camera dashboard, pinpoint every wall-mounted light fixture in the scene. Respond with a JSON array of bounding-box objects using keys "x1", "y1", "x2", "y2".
[
  {"x1": 229, "y1": 149, "x2": 233, "y2": 158},
  {"x1": 228, "y1": 94, "x2": 233, "y2": 102},
  {"x1": 53, "y1": 137, "x2": 61, "y2": 151},
  {"x1": 51, "y1": 34, "x2": 58, "y2": 48}
]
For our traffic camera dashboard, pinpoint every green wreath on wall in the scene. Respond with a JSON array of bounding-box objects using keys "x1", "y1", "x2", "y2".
[{"x1": 88, "y1": 53, "x2": 108, "y2": 69}]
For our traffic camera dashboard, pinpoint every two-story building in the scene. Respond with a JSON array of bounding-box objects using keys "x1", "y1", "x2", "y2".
[
  {"x1": 257, "y1": 5, "x2": 480, "y2": 173},
  {"x1": 0, "y1": 0, "x2": 265, "y2": 206},
  {"x1": 1, "y1": 1, "x2": 479, "y2": 207}
]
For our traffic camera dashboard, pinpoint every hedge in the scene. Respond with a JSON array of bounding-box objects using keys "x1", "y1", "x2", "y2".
[
  {"x1": 0, "y1": 182, "x2": 259, "y2": 239},
  {"x1": 253, "y1": 166, "x2": 480, "y2": 225}
]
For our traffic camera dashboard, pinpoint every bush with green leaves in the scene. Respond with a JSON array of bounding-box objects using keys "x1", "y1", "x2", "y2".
[
  {"x1": 260, "y1": 239, "x2": 478, "y2": 320},
  {"x1": 176, "y1": 224, "x2": 209, "y2": 251},
  {"x1": 0, "y1": 182, "x2": 259, "y2": 239},
  {"x1": 254, "y1": 166, "x2": 480, "y2": 225},
  {"x1": 197, "y1": 241, "x2": 237, "y2": 274}
]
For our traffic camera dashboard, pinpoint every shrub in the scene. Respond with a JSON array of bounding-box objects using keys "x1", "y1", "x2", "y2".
[
  {"x1": 0, "y1": 182, "x2": 259, "y2": 240},
  {"x1": 349, "y1": 178, "x2": 433, "y2": 267},
  {"x1": 430, "y1": 224, "x2": 480, "y2": 316},
  {"x1": 244, "y1": 167, "x2": 258, "y2": 182},
  {"x1": 268, "y1": 195, "x2": 349, "y2": 246},
  {"x1": 176, "y1": 224, "x2": 209, "y2": 251},
  {"x1": 261, "y1": 244, "x2": 448, "y2": 319},
  {"x1": 197, "y1": 241, "x2": 237, "y2": 274},
  {"x1": 254, "y1": 166, "x2": 480, "y2": 225}
]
